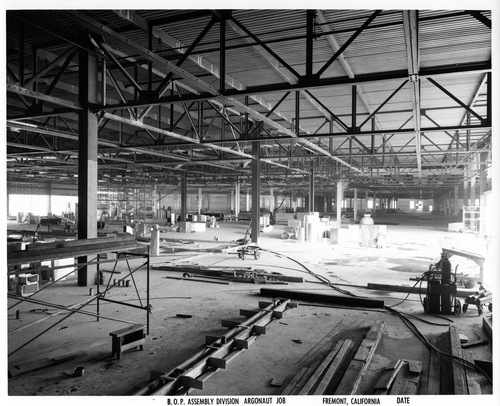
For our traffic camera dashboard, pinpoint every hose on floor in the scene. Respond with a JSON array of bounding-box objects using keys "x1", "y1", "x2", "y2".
[
  {"x1": 260, "y1": 247, "x2": 492, "y2": 385},
  {"x1": 259, "y1": 248, "x2": 357, "y2": 297},
  {"x1": 385, "y1": 305, "x2": 492, "y2": 385}
]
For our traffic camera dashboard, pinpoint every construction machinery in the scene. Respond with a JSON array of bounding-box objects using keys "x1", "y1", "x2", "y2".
[
  {"x1": 462, "y1": 283, "x2": 493, "y2": 315},
  {"x1": 421, "y1": 253, "x2": 462, "y2": 315}
]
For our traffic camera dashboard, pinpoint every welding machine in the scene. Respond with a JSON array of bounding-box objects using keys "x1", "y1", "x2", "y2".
[{"x1": 421, "y1": 253, "x2": 462, "y2": 315}]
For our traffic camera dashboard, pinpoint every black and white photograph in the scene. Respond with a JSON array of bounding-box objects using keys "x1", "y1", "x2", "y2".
[{"x1": 2, "y1": 0, "x2": 498, "y2": 403}]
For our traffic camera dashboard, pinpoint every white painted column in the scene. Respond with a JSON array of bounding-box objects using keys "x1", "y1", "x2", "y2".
[
  {"x1": 198, "y1": 187, "x2": 202, "y2": 214},
  {"x1": 353, "y1": 188, "x2": 358, "y2": 222},
  {"x1": 47, "y1": 183, "x2": 52, "y2": 215},
  {"x1": 269, "y1": 187, "x2": 274, "y2": 213},
  {"x1": 336, "y1": 180, "x2": 345, "y2": 225},
  {"x1": 470, "y1": 163, "x2": 476, "y2": 206},
  {"x1": 235, "y1": 180, "x2": 240, "y2": 217},
  {"x1": 478, "y1": 153, "x2": 485, "y2": 205},
  {"x1": 246, "y1": 188, "x2": 251, "y2": 211},
  {"x1": 463, "y1": 166, "x2": 469, "y2": 207},
  {"x1": 151, "y1": 225, "x2": 160, "y2": 256}
]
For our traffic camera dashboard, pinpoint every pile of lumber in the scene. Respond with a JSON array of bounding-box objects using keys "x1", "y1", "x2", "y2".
[
  {"x1": 372, "y1": 359, "x2": 422, "y2": 395},
  {"x1": 426, "y1": 323, "x2": 488, "y2": 394},
  {"x1": 281, "y1": 321, "x2": 385, "y2": 395}
]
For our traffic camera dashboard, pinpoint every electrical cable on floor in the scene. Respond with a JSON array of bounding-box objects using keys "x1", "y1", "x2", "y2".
[
  {"x1": 260, "y1": 246, "x2": 493, "y2": 385},
  {"x1": 385, "y1": 305, "x2": 492, "y2": 385},
  {"x1": 259, "y1": 248, "x2": 358, "y2": 297},
  {"x1": 255, "y1": 246, "x2": 491, "y2": 385},
  {"x1": 398, "y1": 312, "x2": 451, "y2": 327},
  {"x1": 385, "y1": 276, "x2": 425, "y2": 308},
  {"x1": 383, "y1": 273, "x2": 456, "y2": 324}
]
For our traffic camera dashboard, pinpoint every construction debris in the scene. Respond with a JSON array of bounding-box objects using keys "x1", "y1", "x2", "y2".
[
  {"x1": 154, "y1": 264, "x2": 303, "y2": 283},
  {"x1": 8, "y1": 350, "x2": 87, "y2": 377}
]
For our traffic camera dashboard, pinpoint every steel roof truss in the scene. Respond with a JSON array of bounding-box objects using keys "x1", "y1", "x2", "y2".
[
  {"x1": 228, "y1": 16, "x2": 301, "y2": 81},
  {"x1": 466, "y1": 10, "x2": 491, "y2": 29},
  {"x1": 155, "y1": 17, "x2": 216, "y2": 98},
  {"x1": 316, "y1": 10, "x2": 382, "y2": 78},
  {"x1": 359, "y1": 80, "x2": 409, "y2": 129},
  {"x1": 426, "y1": 77, "x2": 485, "y2": 124},
  {"x1": 105, "y1": 66, "x2": 139, "y2": 121}
]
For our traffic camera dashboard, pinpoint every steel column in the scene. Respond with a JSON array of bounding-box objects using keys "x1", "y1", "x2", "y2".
[
  {"x1": 351, "y1": 85, "x2": 357, "y2": 132},
  {"x1": 486, "y1": 72, "x2": 491, "y2": 126},
  {"x1": 251, "y1": 142, "x2": 261, "y2": 243},
  {"x1": 220, "y1": 18, "x2": 226, "y2": 93},
  {"x1": 295, "y1": 91, "x2": 300, "y2": 136},
  {"x1": 403, "y1": 10, "x2": 422, "y2": 180},
  {"x1": 306, "y1": 10, "x2": 314, "y2": 78},
  {"x1": 77, "y1": 32, "x2": 99, "y2": 287}
]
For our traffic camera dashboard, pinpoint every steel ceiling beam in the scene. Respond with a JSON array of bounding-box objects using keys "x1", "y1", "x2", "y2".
[
  {"x1": 111, "y1": 10, "x2": 302, "y2": 140},
  {"x1": 223, "y1": 16, "x2": 314, "y2": 136},
  {"x1": 88, "y1": 12, "x2": 359, "y2": 173},
  {"x1": 7, "y1": 83, "x2": 82, "y2": 111},
  {"x1": 466, "y1": 10, "x2": 491, "y2": 29},
  {"x1": 66, "y1": 11, "x2": 219, "y2": 96},
  {"x1": 315, "y1": 10, "x2": 402, "y2": 169},
  {"x1": 227, "y1": 16, "x2": 301, "y2": 80},
  {"x1": 92, "y1": 60, "x2": 491, "y2": 112},
  {"x1": 402, "y1": 10, "x2": 422, "y2": 180},
  {"x1": 316, "y1": 10, "x2": 381, "y2": 78},
  {"x1": 101, "y1": 112, "x2": 308, "y2": 175}
]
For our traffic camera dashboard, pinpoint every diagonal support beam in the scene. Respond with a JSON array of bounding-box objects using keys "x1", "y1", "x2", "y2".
[
  {"x1": 315, "y1": 9, "x2": 400, "y2": 166},
  {"x1": 359, "y1": 80, "x2": 408, "y2": 128},
  {"x1": 227, "y1": 16, "x2": 301, "y2": 80},
  {"x1": 316, "y1": 10, "x2": 381, "y2": 77},
  {"x1": 95, "y1": 40, "x2": 143, "y2": 93},
  {"x1": 24, "y1": 47, "x2": 76, "y2": 89},
  {"x1": 426, "y1": 77, "x2": 485, "y2": 124},
  {"x1": 466, "y1": 10, "x2": 491, "y2": 29},
  {"x1": 155, "y1": 17, "x2": 216, "y2": 97}
]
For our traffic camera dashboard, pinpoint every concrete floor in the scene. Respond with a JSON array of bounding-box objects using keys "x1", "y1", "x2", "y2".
[{"x1": 6, "y1": 212, "x2": 494, "y2": 396}]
